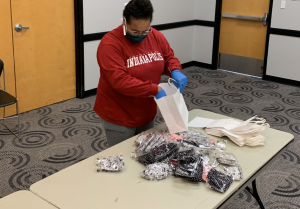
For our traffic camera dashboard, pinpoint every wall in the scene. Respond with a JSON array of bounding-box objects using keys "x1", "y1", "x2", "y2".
[
  {"x1": 82, "y1": 0, "x2": 217, "y2": 92},
  {"x1": 267, "y1": 35, "x2": 300, "y2": 81},
  {"x1": 271, "y1": 0, "x2": 300, "y2": 31},
  {"x1": 194, "y1": 26, "x2": 214, "y2": 64},
  {"x1": 84, "y1": 40, "x2": 101, "y2": 91},
  {"x1": 265, "y1": 0, "x2": 300, "y2": 82},
  {"x1": 160, "y1": 27, "x2": 195, "y2": 65},
  {"x1": 194, "y1": 0, "x2": 216, "y2": 64},
  {"x1": 195, "y1": 0, "x2": 216, "y2": 21},
  {"x1": 83, "y1": 0, "x2": 196, "y2": 34}
]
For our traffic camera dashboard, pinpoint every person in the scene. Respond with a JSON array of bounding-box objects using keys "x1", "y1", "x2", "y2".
[{"x1": 94, "y1": 0, "x2": 188, "y2": 147}]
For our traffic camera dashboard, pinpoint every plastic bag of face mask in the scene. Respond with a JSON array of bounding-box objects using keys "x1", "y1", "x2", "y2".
[
  {"x1": 176, "y1": 145, "x2": 196, "y2": 161},
  {"x1": 96, "y1": 154, "x2": 125, "y2": 172},
  {"x1": 135, "y1": 130, "x2": 169, "y2": 147},
  {"x1": 206, "y1": 168, "x2": 234, "y2": 193},
  {"x1": 132, "y1": 133, "x2": 154, "y2": 159},
  {"x1": 223, "y1": 165, "x2": 243, "y2": 181},
  {"x1": 133, "y1": 132, "x2": 166, "y2": 157},
  {"x1": 167, "y1": 133, "x2": 184, "y2": 141},
  {"x1": 134, "y1": 133, "x2": 153, "y2": 151},
  {"x1": 174, "y1": 148, "x2": 203, "y2": 182},
  {"x1": 216, "y1": 140, "x2": 227, "y2": 151},
  {"x1": 169, "y1": 144, "x2": 195, "y2": 171},
  {"x1": 180, "y1": 130, "x2": 215, "y2": 149},
  {"x1": 216, "y1": 152, "x2": 239, "y2": 166},
  {"x1": 132, "y1": 130, "x2": 181, "y2": 165},
  {"x1": 132, "y1": 133, "x2": 156, "y2": 159},
  {"x1": 181, "y1": 138, "x2": 215, "y2": 155},
  {"x1": 134, "y1": 132, "x2": 147, "y2": 146},
  {"x1": 136, "y1": 140, "x2": 180, "y2": 165},
  {"x1": 202, "y1": 164, "x2": 213, "y2": 182},
  {"x1": 141, "y1": 163, "x2": 172, "y2": 181}
]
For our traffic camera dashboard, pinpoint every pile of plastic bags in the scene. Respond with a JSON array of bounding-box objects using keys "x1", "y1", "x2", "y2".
[{"x1": 131, "y1": 130, "x2": 243, "y2": 193}]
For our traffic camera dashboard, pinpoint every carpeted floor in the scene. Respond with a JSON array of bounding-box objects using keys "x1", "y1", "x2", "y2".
[{"x1": 0, "y1": 66, "x2": 300, "y2": 208}]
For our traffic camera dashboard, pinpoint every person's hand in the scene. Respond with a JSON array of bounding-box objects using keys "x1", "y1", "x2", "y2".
[
  {"x1": 155, "y1": 86, "x2": 167, "y2": 100},
  {"x1": 171, "y1": 70, "x2": 188, "y2": 93}
]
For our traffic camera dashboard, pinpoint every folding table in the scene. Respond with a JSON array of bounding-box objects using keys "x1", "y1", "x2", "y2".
[
  {"x1": 30, "y1": 109, "x2": 294, "y2": 209},
  {"x1": 0, "y1": 190, "x2": 57, "y2": 209}
]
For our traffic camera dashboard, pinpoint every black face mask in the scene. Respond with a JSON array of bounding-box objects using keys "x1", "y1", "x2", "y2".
[
  {"x1": 125, "y1": 32, "x2": 148, "y2": 43},
  {"x1": 123, "y1": 18, "x2": 150, "y2": 43}
]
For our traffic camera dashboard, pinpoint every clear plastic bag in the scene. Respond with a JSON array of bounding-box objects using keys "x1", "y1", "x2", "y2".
[
  {"x1": 96, "y1": 154, "x2": 124, "y2": 172},
  {"x1": 168, "y1": 133, "x2": 184, "y2": 141},
  {"x1": 132, "y1": 131, "x2": 182, "y2": 165},
  {"x1": 206, "y1": 168, "x2": 233, "y2": 193},
  {"x1": 180, "y1": 130, "x2": 215, "y2": 150},
  {"x1": 223, "y1": 166, "x2": 243, "y2": 181},
  {"x1": 137, "y1": 141, "x2": 180, "y2": 165},
  {"x1": 133, "y1": 133, "x2": 163, "y2": 158},
  {"x1": 216, "y1": 153, "x2": 239, "y2": 166},
  {"x1": 134, "y1": 132, "x2": 148, "y2": 146},
  {"x1": 141, "y1": 163, "x2": 171, "y2": 181},
  {"x1": 216, "y1": 140, "x2": 227, "y2": 151},
  {"x1": 174, "y1": 147, "x2": 203, "y2": 182},
  {"x1": 202, "y1": 164, "x2": 212, "y2": 182},
  {"x1": 176, "y1": 146, "x2": 196, "y2": 162}
]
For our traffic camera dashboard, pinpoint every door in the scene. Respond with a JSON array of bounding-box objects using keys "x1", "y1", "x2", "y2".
[
  {"x1": 219, "y1": 0, "x2": 270, "y2": 77},
  {"x1": 0, "y1": 1, "x2": 17, "y2": 117},
  {"x1": 11, "y1": 0, "x2": 76, "y2": 113},
  {"x1": 0, "y1": 0, "x2": 76, "y2": 116}
]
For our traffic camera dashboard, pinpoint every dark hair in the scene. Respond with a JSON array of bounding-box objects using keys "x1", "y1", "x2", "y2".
[{"x1": 123, "y1": 0, "x2": 154, "y2": 24}]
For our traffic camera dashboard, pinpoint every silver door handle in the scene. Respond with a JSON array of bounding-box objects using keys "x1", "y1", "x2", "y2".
[
  {"x1": 222, "y1": 13, "x2": 268, "y2": 26},
  {"x1": 15, "y1": 24, "x2": 30, "y2": 32}
]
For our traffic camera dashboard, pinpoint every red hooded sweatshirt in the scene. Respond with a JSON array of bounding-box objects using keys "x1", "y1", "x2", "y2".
[{"x1": 94, "y1": 25, "x2": 182, "y2": 127}]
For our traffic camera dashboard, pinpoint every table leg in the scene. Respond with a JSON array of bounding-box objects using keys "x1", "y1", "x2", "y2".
[{"x1": 245, "y1": 179, "x2": 265, "y2": 209}]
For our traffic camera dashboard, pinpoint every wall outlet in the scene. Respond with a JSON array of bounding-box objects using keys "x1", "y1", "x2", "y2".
[{"x1": 281, "y1": 0, "x2": 286, "y2": 9}]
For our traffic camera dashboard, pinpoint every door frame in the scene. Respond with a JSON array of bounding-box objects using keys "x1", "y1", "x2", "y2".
[
  {"x1": 74, "y1": 0, "x2": 223, "y2": 99},
  {"x1": 74, "y1": 0, "x2": 84, "y2": 99},
  {"x1": 263, "y1": 0, "x2": 300, "y2": 86}
]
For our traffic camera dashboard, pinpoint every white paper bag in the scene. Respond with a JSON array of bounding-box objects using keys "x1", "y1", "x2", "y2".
[{"x1": 155, "y1": 79, "x2": 189, "y2": 134}]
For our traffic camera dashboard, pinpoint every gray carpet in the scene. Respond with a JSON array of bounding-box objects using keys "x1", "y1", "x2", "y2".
[{"x1": 0, "y1": 66, "x2": 300, "y2": 208}]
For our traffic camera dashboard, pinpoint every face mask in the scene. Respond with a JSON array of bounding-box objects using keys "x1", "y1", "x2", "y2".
[
  {"x1": 122, "y1": 18, "x2": 150, "y2": 43},
  {"x1": 125, "y1": 32, "x2": 148, "y2": 43}
]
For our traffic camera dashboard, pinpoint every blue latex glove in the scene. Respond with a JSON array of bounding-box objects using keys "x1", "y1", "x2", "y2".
[
  {"x1": 171, "y1": 70, "x2": 188, "y2": 93},
  {"x1": 155, "y1": 88, "x2": 167, "y2": 100}
]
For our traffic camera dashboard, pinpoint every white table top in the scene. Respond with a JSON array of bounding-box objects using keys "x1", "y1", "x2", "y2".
[
  {"x1": 30, "y1": 109, "x2": 294, "y2": 209},
  {"x1": 0, "y1": 190, "x2": 57, "y2": 209}
]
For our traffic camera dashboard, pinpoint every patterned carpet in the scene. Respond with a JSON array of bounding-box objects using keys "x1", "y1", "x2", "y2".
[{"x1": 0, "y1": 66, "x2": 300, "y2": 208}]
